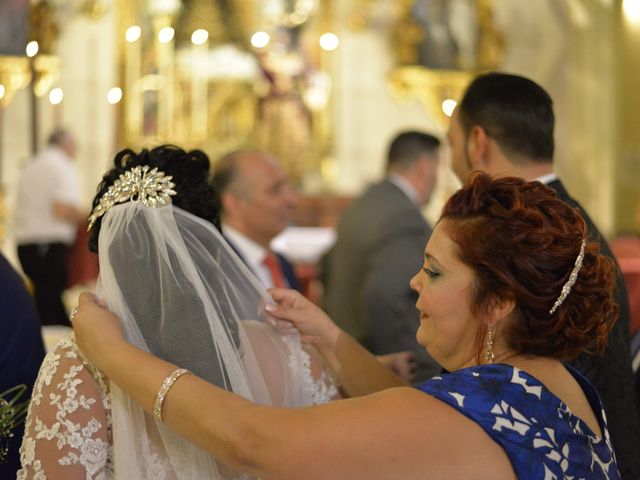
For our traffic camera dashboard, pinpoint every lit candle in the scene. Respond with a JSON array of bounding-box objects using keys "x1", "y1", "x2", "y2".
[
  {"x1": 125, "y1": 25, "x2": 142, "y2": 140},
  {"x1": 49, "y1": 87, "x2": 64, "y2": 126},
  {"x1": 190, "y1": 29, "x2": 209, "y2": 142},
  {"x1": 156, "y1": 21, "x2": 175, "y2": 139}
]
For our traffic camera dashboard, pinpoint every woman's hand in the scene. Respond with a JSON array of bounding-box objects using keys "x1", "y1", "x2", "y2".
[
  {"x1": 267, "y1": 288, "x2": 341, "y2": 353},
  {"x1": 377, "y1": 351, "x2": 417, "y2": 383},
  {"x1": 72, "y1": 292, "x2": 125, "y2": 371}
]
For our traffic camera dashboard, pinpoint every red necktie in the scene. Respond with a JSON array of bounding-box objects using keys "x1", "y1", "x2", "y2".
[{"x1": 263, "y1": 251, "x2": 286, "y2": 288}]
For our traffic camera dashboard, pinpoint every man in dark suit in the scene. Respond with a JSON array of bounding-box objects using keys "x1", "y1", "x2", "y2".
[
  {"x1": 0, "y1": 252, "x2": 46, "y2": 476},
  {"x1": 448, "y1": 71, "x2": 640, "y2": 478},
  {"x1": 211, "y1": 150, "x2": 301, "y2": 291},
  {"x1": 324, "y1": 131, "x2": 442, "y2": 382}
]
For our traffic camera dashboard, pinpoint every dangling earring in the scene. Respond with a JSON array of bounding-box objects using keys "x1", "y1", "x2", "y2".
[{"x1": 485, "y1": 325, "x2": 495, "y2": 364}]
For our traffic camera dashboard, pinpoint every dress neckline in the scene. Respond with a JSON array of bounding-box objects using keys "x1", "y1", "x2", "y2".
[{"x1": 456, "y1": 363, "x2": 605, "y2": 442}]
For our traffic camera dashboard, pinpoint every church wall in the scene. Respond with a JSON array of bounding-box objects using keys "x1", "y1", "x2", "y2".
[
  {"x1": 329, "y1": 0, "x2": 627, "y2": 237},
  {"x1": 2, "y1": 0, "x2": 637, "y2": 270},
  {"x1": 1, "y1": 8, "x2": 117, "y2": 266}
]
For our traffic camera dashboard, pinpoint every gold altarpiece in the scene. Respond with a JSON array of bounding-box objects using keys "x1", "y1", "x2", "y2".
[
  {"x1": 115, "y1": 0, "x2": 336, "y2": 185},
  {"x1": 385, "y1": 0, "x2": 503, "y2": 124}
]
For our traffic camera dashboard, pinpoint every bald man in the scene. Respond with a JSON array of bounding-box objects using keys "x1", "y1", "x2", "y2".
[{"x1": 212, "y1": 150, "x2": 301, "y2": 290}]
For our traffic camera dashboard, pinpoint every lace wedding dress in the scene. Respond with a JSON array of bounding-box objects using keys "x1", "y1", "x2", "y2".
[{"x1": 18, "y1": 203, "x2": 338, "y2": 479}]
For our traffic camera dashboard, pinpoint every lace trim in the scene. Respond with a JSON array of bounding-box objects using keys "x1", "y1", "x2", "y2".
[
  {"x1": 17, "y1": 334, "x2": 114, "y2": 479},
  {"x1": 282, "y1": 335, "x2": 339, "y2": 404},
  {"x1": 17, "y1": 333, "x2": 335, "y2": 479}
]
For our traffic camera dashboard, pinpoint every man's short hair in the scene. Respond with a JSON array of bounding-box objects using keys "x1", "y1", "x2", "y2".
[
  {"x1": 47, "y1": 127, "x2": 70, "y2": 147},
  {"x1": 459, "y1": 72, "x2": 555, "y2": 162},
  {"x1": 211, "y1": 151, "x2": 243, "y2": 197},
  {"x1": 387, "y1": 131, "x2": 440, "y2": 171},
  {"x1": 211, "y1": 150, "x2": 271, "y2": 206}
]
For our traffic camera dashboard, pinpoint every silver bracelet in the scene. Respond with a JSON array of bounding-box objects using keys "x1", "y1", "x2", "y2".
[{"x1": 153, "y1": 367, "x2": 191, "y2": 422}]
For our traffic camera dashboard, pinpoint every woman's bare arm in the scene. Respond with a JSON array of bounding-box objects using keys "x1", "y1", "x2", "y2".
[{"x1": 73, "y1": 293, "x2": 514, "y2": 480}]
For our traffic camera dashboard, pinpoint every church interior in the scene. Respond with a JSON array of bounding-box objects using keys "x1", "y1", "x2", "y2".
[
  {"x1": 0, "y1": 1, "x2": 639, "y2": 323},
  {"x1": 2, "y1": 0, "x2": 640, "y2": 477},
  {"x1": 1, "y1": 0, "x2": 639, "y2": 346},
  {"x1": 0, "y1": 0, "x2": 638, "y2": 239}
]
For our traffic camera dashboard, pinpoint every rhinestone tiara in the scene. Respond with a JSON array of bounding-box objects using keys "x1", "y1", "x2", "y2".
[{"x1": 87, "y1": 165, "x2": 177, "y2": 231}]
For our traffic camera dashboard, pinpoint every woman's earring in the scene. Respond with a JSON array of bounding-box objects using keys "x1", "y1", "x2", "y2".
[{"x1": 485, "y1": 325, "x2": 495, "y2": 364}]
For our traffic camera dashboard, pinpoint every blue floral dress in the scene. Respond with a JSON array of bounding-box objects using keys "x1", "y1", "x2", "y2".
[{"x1": 417, "y1": 364, "x2": 620, "y2": 479}]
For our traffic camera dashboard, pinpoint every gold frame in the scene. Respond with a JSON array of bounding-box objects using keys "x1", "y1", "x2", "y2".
[{"x1": 114, "y1": 0, "x2": 333, "y2": 187}]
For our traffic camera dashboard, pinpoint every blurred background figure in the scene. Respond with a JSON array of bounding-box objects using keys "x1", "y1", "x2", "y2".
[
  {"x1": 212, "y1": 150, "x2": 301, "y2": 291},
  {"x1": 610, "y1": 232, "x2": 640, "y2": 404},
  {"x1": 213, "y1": 148, "x2": 417, "y2": 382},
  {"x1": 0, "y1": 251, "x2": 45, "y2": 477},
  {"x1": 611, "y1": 233, "x2": 640, "y2": 347},
  {"x1": 323, "y1": 131, "x2": 441, "y2": 382},
  {"x1": 14, "y1": 128, "x2": 85, "y2": 327}
]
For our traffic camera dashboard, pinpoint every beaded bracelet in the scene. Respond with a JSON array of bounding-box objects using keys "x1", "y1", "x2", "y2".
[{"x1": 153, "y1": 367, "x2": 191, "y2": 422}]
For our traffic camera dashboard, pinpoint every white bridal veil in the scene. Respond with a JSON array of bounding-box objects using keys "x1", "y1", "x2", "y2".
[{"x1": 96, "y1": 202, "x2": 337, "y2": 479}]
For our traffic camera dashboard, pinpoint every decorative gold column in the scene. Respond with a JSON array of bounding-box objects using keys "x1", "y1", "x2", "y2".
[
  {"x1": 154, "y1": 15, "x2": 175, "y2": 140},
  {"x1": 190, "y1": 29, "x2": 209, "y2": 142},
  {"x1": 616, "y1": 2, "x2": 640, "y2": 233},
  {"x1": 124, "y1": 25, "x2": 142, "y2": 142}
]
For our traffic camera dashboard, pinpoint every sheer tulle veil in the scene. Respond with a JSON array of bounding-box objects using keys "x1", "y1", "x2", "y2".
[{"x1": 95, "y1": 202, "x2": 336, "y2": 479}]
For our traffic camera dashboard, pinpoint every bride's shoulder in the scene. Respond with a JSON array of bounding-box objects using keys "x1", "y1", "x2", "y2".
[
  {"x1": 20, "y1": 336, "x2": 114, "y2": 479},
  {"x1": 37, "y1": 332, "x2": 109, "y2": 397}
]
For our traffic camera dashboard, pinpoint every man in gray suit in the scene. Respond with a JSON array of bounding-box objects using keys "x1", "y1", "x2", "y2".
[{"x1": 324, "y1": 131, "x2": 441, "y2": 382}]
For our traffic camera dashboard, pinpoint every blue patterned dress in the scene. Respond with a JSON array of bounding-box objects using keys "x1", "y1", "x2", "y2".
[{"x1": 417, "y1": 364, "x2": 620, "y2": 479}]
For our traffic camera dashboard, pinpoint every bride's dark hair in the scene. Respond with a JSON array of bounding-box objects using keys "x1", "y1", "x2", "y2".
[
  {"x1": 87, "y1": 145, "x2": 241, "y2": 382},
  {"x1": 88, "y1": 145, "x2": 220, "y2": 253}
]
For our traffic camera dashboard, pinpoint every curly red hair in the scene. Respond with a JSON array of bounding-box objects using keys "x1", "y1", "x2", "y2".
[{"x1": 440, "y1": 173, "x2": 618, "y2": 362}]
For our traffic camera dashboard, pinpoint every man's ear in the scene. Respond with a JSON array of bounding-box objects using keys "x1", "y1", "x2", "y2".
[
  {"x1": 467, "y1": 125, "x2": 490, "y2": 170},
  {"x1": 221, "y1": 191, "x2": 242, "y2": 217}
]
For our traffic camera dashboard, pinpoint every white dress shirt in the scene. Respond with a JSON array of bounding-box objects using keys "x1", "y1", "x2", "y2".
[
  {"x1": 14, "y1": 146, "x2": 82, "y2": 245},
  {"x1": 222, "y1": 224, "x2": 277, "y2": 288},
  {"x1": 387, "y1": 174, "x2": 420, "y2": 205}
]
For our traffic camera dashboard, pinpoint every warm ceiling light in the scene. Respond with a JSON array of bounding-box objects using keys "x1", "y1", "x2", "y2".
[
  {"x1": 319, "y1": 32, "x2": 339, "y2": 51},
  {"x1": 442, "y1": 99, "x2": 457, "y2": 117},
  {"x1": 623, "y1": 0, "x2": 640, "y2": 24},
  {"x1": 107, "y1": 87, "x2": 123, "y2": 104},
  {"x1": 158, "y1": 27, "x2": 175, "y2": 44},
  {"x1": 0, "y1": 84, "x2": 5, "y2": 100},
  {"x1": 125, "y1": 25, "x2": 141, "y2": 43},
  {"x1": 191, "y1": 29, "x2": 209, "y2": 45},
  {"x1": 26, "y1": 40, "x2": 39, "y2": 57},
  {"x1": 49, "y1": 87, "x2": 64, "y2": 105},
  {"x1": 250, "y1": 31, "x2": 270, "y2": 49}
]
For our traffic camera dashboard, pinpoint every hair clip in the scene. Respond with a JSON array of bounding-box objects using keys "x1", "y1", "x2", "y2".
[
  {"x1": 549, "y1": 239, "x2": 586, "y2": 315},
  {"x1": 88, "y1": 165, "x2": 176, "y2": 231}
]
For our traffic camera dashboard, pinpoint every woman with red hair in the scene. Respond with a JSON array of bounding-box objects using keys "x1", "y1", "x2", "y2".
[{"x1": 72, "y1": 173, "x2": 620, "y2": 479}]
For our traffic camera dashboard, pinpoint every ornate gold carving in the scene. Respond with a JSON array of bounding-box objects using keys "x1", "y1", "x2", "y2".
[
  {"x1": 387, "y1": 66, "x2": 472, "y2": 124},
  {"x1": 0, "y1": 55, "x2": 60, "y2": 107}
]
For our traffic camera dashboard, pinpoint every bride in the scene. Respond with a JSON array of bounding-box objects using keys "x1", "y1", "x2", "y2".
[{"x1": 17, "y1": 145, "x2": 338, "y2": 479}]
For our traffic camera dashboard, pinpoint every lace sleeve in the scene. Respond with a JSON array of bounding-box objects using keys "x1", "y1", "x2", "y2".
[
  {"x1": 241, "y1": 320, "x2": 340, "y2": 407},
  {"x1": 17, "y1": 334, "x2": 113, "y2": 480}
]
